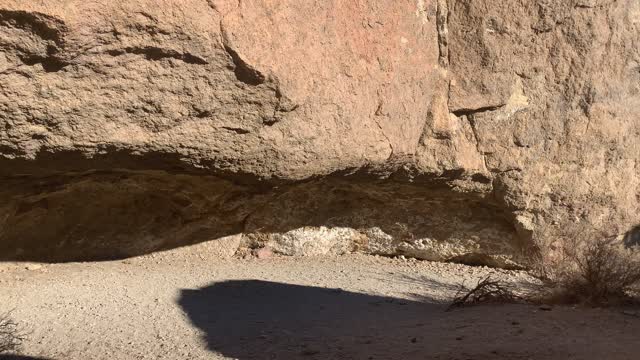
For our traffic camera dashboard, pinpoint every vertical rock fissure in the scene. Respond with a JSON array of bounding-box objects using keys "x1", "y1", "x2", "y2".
[
  {"x1": 374, "y1": 101, "x2": 394, "y2": 159},
  {"x1": 436, "y1": 0, "x2": 449, "y2": 68},
  {"x1": 465, "y1": 114, "x2": 489, "y2": 171}
]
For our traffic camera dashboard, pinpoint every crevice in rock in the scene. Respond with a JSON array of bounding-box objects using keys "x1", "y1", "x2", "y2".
[
  {"x1": 20, "y1": 54, "x2": 69, "y2": 72},
  {"x1": 105, "y1": 47, "x2": 208, "y2": 65},
  {"x1": 222, "y1": 43, "x2": 266, "y2": 86},
  {"x1": 461, "y1": 113, "x2": 490, "y2": 172},
  {"x1": 574, "y1": 2, "x2": 611, "y2": 10},
  {"x1": 436, "y1": 0, "x2": 449, "y2": 67},
  {"x1": 219, "y1": 20, "x2": 266, "y2": 86},
  {"x1": 221, "y1": 126, "x2": 251, "y2": 134},
  {"x1": 450, "y1": 102, "x2": 505, "y2": 171},
  {"x1": 265, "y1": 86, "x2": 299, "y2": 126},
  {"x1": 0, "y1": 10, "x2": 69, "y2": 73},
  {"x1": 452, "y1": 104, "x2": 505, "y2": 118},
  {"x1": 373, "y1": 101, "x2": 394, "y2": 160},
  {"x1": 195, "y1": 110, "x2": 213, "y2": 118},
  {"x1": 465, "y1": 114, "x2": 481, "y2": 149},
  {"x1": 0, "y1": 10, "x2": 66, "y2": 46},
  {"x1": 205, "y1": 0, "x2": 217, "y2": 12}
]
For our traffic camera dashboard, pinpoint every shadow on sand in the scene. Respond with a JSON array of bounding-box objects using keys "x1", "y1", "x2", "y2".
[
  {"x1": 178, "y1": 280, "x2": 454, "y2": 359},
  {"x1": 179, "y1": 280, "x2": 636, "y2": 359}
]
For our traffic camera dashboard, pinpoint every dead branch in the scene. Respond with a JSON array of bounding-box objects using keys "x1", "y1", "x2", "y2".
[
  {"x1": 447, "y1": 276, "x2": 522, "y2": 311},
  {"x1": 0, "y1": 311, "x2": 26, "y2": 354}
]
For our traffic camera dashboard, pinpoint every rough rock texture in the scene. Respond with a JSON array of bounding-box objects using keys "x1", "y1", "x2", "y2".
[{"x1": 0, "y1": 0, "x2": 638, "y2": 267}]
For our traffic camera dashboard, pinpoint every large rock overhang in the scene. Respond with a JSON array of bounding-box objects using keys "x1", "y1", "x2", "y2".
[{"x1": 1, "y1": 0, "x2": 638, "y2": 268}]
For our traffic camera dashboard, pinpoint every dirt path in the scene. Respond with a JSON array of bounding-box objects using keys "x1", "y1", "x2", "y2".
[{"x1": 1, "y1": 247, "x2": 639, "y2": 360}]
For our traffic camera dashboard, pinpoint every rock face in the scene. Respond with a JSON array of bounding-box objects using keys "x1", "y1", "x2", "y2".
[{"x1": 0, "y1": 0, "x2": 638, "y2": 267}]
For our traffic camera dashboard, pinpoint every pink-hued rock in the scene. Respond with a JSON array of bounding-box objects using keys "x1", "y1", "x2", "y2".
[
  {"x1": 0, "y1": 0, "x2": 638, "y2": 266},
  {"x1": 254, "y1": 247, "x2": 273, "y2": 260}
]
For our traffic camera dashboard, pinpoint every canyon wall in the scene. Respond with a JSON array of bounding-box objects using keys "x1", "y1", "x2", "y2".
[{"x1": 0, "y1": 0, "x2": 638, "y2": 267}]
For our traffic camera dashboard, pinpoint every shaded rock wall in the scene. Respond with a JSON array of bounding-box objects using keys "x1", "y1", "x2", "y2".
[{"x1": 0, "y1": 0, "x2": 638, "y2": 267}]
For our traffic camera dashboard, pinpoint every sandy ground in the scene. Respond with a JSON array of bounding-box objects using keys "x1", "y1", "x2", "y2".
[{"x1": 1, "y1": 245, "x2": 640, "y2": 360}]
